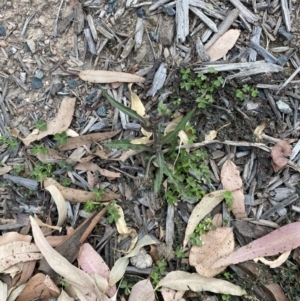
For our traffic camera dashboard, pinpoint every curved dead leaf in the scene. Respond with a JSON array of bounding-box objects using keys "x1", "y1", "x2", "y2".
[
  {"x1": 183, "y1": 190, "x2": 226, "y2": 247},
  {"x1": 207, "y1": 29, "x2": 240, "y2": 61},
  {"x1": 128, "y1": 279, "x2": 155, "y2": 301},
  {"x1": 21, "y1": 98, "x2": 76, "y2": 146},
  {"x1": 156, "y1": 271, "x2": 246, "y2": 295},
  {"x1": 271, "y1": 140, "x2": 292, "y2": 172},
  {"x1": 160, "y1": 288, "x2": 185, "y2": 301},
  {"x1": 0, "y1": 232, "x2": 31, "y2": 246},
  {"x1": 189, "y1": 228, "x2": 234, "y2": 277},
  {"x1": 45, "y1": 185, "x2": 67, "y2": 227},
  {"x1": 129, "y1": 83, "x2": 145, "y2": 116},
  {"x1": 212, "y1": 222, "x2": 300, "y2": 269},
  {"x1": 43, "y1": 178, "x2": 120, "y2": 202},
  {"x1": 0, "y1": 166, "x2": 12, "y2": 175},
  {"x1": 0, "y1": 281, "x2": 7, "y2": 301},
  {"x1": 254, "y1": 250, "x2": 291, "y2": 268},
  {"x1": 205, "y1": 130, "x2": 217, "y2": 141},
  {"x1": 15, "y1": 273, "x2": 60, "y2": 301},
  {"x1": 57, "y1": 289, "x2": 74, "y2": 301},
  {"x1": 253, "y1": 122, "x2": 266, "y2": 141},
  {"x1": 221, "y1": 159, "x2": 246, "y2": 219},
  {"x1": 79, "y1": 70, "x2": 145, "y2": 83},
  {"x1": 75, "y1": 161, "x2": 120, "y2": 178},
  {"x1": 30, "y1": 216, "x2": 102, "y2": 296}
]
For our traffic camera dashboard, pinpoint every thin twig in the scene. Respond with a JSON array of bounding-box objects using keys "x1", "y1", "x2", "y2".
[
  {"x1": 21, "y1": 12, "x2": 36, "y2": 37},
  {"x1": 53, "y1": 0, "x2": 65, "y2": 37}
]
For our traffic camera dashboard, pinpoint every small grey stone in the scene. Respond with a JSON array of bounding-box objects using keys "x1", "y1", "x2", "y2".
[
  {"x1": 0, "y1": 25, "x2": 6, "y2": 37},
  {"x1": 276, "y1": 100, "x2": 292, "y2": 114},
  {"x1": 96, "y1": 106, "x2": 106, "y2": 117},
  {"x1": 35, "y1": 70, "x2": 44, "y2": 79},
  {"x1": 31, "y1": 77, "x2": 43, "y2": 89}
]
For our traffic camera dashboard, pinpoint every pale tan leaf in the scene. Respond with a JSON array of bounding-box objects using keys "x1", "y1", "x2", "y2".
[
  {"x1": 35, "y1": 147, "x2": 72, "y2": 164},
  {"x1": 0, "y1": 166, "x2": 12, "y2": 175},
  {"x1": 264, "y1": 284, "x2": 288, "y2": 301},
  {"x1": 33, "y1": 215, "x2": 61, "y2": 231},
  {"x1": 44, "y1": 178, "x2": 120, "y2": 202},
  {"x1": 207, "y1": 29, "x2": 240, "y2": 61},
  {"x1": 66, "y1": 128, "x2": 79, "y2": 137},
  {"x1": 178, "y1": 130, "x2": 189, "y2": 146},
  {"x1": 161, "y1": 288, "x2": 185, "y2": 301},
  {"x1": 129, "y1": 83, "x2": 145, "y2": 116},
  {"x1": 212, "y1": 213, "x2": 222, "y2": 228},
  {"x1": 115, "y1": 205, "x2": 137, "y2": 253},
  {"x1": 30, "y1": 216, "x2": 102, "y2": 296},
  {"x1": 221, "y1": 159, "x2": 246, "y2": 219},
  {"x1": 45, "y1": 185, "x2": 67, "y2": 227},
  {"x1": 156, "y1": 271, "x2": 246, "y2": 295},
  {"x1": 58, "y1": 130, "x2": 121, "y2": 151},
  {"x1": 189, "y1": 228, "x2": 234, "y2": 277},
  {"x1": 20, "y1": 98, "x2": 76, "y2": 146},
  {"x1": 109, "y1": 235, "x2": 157, "y2": 286},
  {"x1": 253, "y1": 122, "x2": 266, "y2": 140},
  {"x1": 58, "y1": 289, "x2": 74, "y2": 301},
  {"x1": 254, "y1": 250, "x2": 290, "y2": 268},
  {"x1": 205, "y1": 130, "x2": 217, "y2": 141},
  {"x1": 3, "y1": 263, "x2": 23, "y2": 278},
  {"x1": 75, "y1": 161, "x2": 120, "y2": 178},
  {"x1": 79, "y1": 70, "x2": 145, "y2": 83},
  {"x1": 141, "y1": 127, "x2": 152, "y2": 138},
  {"x1": 46, "y1": 235, "x2": 67, "y2": 247},
  {"x1": 0, "y1": 232, "x2": 31, "y2": 246},
  {"x1": 0, "y1": 242, "x2": 42, "y2": 273},
  {"x1": 131, "y1": 136, "x2": 152, "y2": 145},
  {"x1": 7, "y1": 284, "x2": 26, "y2": 301},
  {"x1": 183, "y1": 190, "x2": 226, "y2": 247},
  {"x1": 0, "y1": 280, "x2": 7, "y2": 301},
  {"x1": 15, "y1": 273, "x2": 60, "y2": 301},
  {"x1": 128, "y1": 279, "x2": 155, "y2": 301},
  {"x1": 17, "y1": 261, "x2": 36, "y2": 286},
  {"x1": 164, "y1": 123, "x2": 177, "y2": 135}
]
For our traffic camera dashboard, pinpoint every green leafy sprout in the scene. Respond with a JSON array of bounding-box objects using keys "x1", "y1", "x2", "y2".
[
  {"x1": 224, "y1": 191, "x2": 234, "y2": 211},
  {"x1": 190, "y1": 218, "x2": 214, "y2": 246},
  {"x1": 54, "y1": 131, "x2": 68, "y2": 146},
  {"x1": 35, "y1": 120, "x2": 47, "y2": 131},
  {"x1": 32, "y1": 162, "x2": 54, "y2": 182},
  {"x1": 0, "y1": 136, "x2": 18, "y2": 151},
  {"x1": 120, "y1": 279, "x2": 133, "y2": 295},
  {"x1": 106, "y1": 200, "x2": 121, "y2": 224},
  {"x1": 150, "y1": 260, "x2": 167, "y2": 286},
  {"x1": 84, "y1": 189, "x2": 105, "y2": 212},
  {"x1": 235, "y1": 84, "x2": 259, "y2": 100},
  {"x1": 30, "y1": 143, "x2": 48, "y2": 155}
]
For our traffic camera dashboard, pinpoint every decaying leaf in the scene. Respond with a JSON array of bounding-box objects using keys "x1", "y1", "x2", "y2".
[
  {"x1": 35, "y1": 147, "x2": 73, "y2": 164},
  {"x1": 78, "y1": 243, "x2": 116, "y2": 297},
  {"x1": 20, "y1": 98, "x2": 76, "y2": 146},
  {"x1": 183, "y1": 190, "x2": 226, "y2": 247},
  {"x1": 75, "y1": 161, "x2": 120, "y2": 178},
  {"x1": 109, "y1": 235, "x2": 157, "y2": 286},
  {"x1": 0, "y1": 166, "x2": 12, "y2": 176},
  {"x1": 30, "y1": 217, "x2": 102, "y2": 297},
  {"x1": 271, "y1": 140, "x2": 292, "y2": 172},
  {"x1": 207, "y1": 29, "x2": 240, "y2": 61},
  {"x1": 43, "y1": 178, "x2": 120, "y2": 202},
  {"x1": 204, "y1": 130, "x2": 217, "y2": 141},
  {"x1": 254, "y1": 250, "x2": 291, "y2": 268},
  {"x1": 0, "y1": 242, "x2": 42, "y2": 273},
  {"x1": 212, "y1": 222, "x2": 300, "y2": 269},
  {"x1": 160, "y1": 288, "x2": 185, "y2": 301},
  {"x1": 58, "y1": 130, "x2": 121, "y2": 151},
  {"x1": 221, "y1": 158, "x2": 246, "y2": 219},
  {"x1": 128, "y1": 279, "x2": 155, "y2": 301},
  {"x1": 156, "y1": 271, "x2": 246, "y2": 296},
  {"x1": 0, "y1": 280, "x2": 7, "y2": 301},
  {"x1": 253, "y1": 122, "x2": 266, "y2": 141},
  {"x1": 78, "y1": 70, "x2": 145, "y2": 83},
  {"x1": 0, "y1": 232, "x2": 32, "y2": 246},
  {"x1": 129, "y1": 83, "x2": 145, "y2": 116},
  {"x1": 45, "y1": 185, "x2": 67, "y2": 227},
  {"x1": 115, "y1": 205, "x2": 137, "y2": 253},
  {"x1": 15, "y1": 273, "x2": 60, "y2": 301},
  {"x1": 189, "y1": 227, "x2": 234, "y2": 277}
]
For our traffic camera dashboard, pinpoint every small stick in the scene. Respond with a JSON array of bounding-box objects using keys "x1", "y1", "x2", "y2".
[
  {"x1": 53, "y1": 0, "x2": 64, "y2": 37},
  {"x1": 21, "y1": 12, "x2": 36, "y2": 37},
  {"x1": 277, "y1": 66, "x2": 300, "y2": 92}
]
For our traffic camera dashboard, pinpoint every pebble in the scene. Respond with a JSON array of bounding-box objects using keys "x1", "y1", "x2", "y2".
[
  {"x1": 35, "y1": 70, "x2": 44, "y2": 79},
  {"x1": 136, "y1": 7, "x2": 146, "y2": 19},
  {"x1": 0, "y1": 25, "x2": 6, "y2": 37},
  {"x1": 276, "y1": 100, "x2": 292, "y2": 114},
  {"x1": 86, "y1": 89, "x2": 98, "y2": 104},
  {"x1": 96, "y1": 106, "x2": 107, "y2": 117},
  {"x1": 67, "y1": 79, "x2": 79, "y2": 88},
  {"x1": 31, "y1": 77, "x2": 43, "y2": 89},
  {"x1": 26, "y1": 39, "x2": 36, "y2": 53}
]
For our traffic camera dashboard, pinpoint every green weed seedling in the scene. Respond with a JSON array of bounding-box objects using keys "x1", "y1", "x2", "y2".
[
  {"x1": 54, "y1": 131, "x2": 68, "y2": 146},
  {"x1": 35, "y1": 120, "x2": 47, "y2": 131},
  {"x1": 189, "y1": 218, "x2": 214, "y2": 246},
  {"x1": 224, "y1": 191, "x2": 234, "y2": 212},
  {"x1": 175, "y1": 247, "x2": 185, "y2": 259},
  {"x1": 179, "y1": 67, "x2": 224, "y2": 109},
  {"x1": 12, "y1": 164, "x2": 25, "y2": 175},
  {"x1": 30, "y1": 143, "x2": 48, "y2": 155},
  {"x1": 150, "y1": 260, "x2": 167, "y2": 286},
  {"x1": 58, "y1": 161, "x2": 73, "y2": 171},
  {"x1": 32, "y1": 162, "x2": 54, "y2": 182},
  {"x1": 83, "y1": 189, "x2": 105, "y2": 212},
  {"x1": 0, "y1": 136, "x2": 18, "y2": 151},
  {"x1": 120, "y1": 279, "x2": 133, "y2": 295},
  {"x1": 106, "y1": 200, "x2": 121, "y2": 224},
  {"x1": 61, "y1": 178, "x2": 72, "y2": 187},
  {"x1": 235, "y1": 84, "x2": 259, "y2": 100}
]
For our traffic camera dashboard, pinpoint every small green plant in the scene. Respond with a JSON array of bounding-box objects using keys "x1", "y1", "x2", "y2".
[
  {"x1": 59, "y1": 279, "x2": 70, "y2": 288},
  {"x1": 189, "y1": 232, "x2": 202, "y2": 246},
  {"x1": 189, "y1": 218, "x2": 214, "y2": 246},
  {"x1": 150, "y1": 260, "x2": 167, "y2": 286},
  {"x1": 106, "y1": 200, "x2": 121, "y2": 224},
  {"x1": 173, "y1": 98, "x2": 182, "y2": 105},
  {"x1": 58, "y1": 161, "x2": 73, "y2": 171},
  {"x1": 83, "y1": 189, "x2": 105, "y2": 212},
  {"x1": 0, "y1": 136, "x2": 18, "y2": 151},
  {"x1": 61, "y1": 178, "x2": 72, "y2": 187},
  {"x1": 12, "y1": 164, "x2": 25, "y2": 175},
  {"x1": 235, "y1": 84, "x2": 258, "y2": 100},
  {"x1": 35, "y1": 120, "x2": 47, "y2": 131},
  {"x1": 120, "y1": 279, "x2": 134, "y2": 295},
  {"x1": 179, "y1": 67, "x2": 224, "y2": 109},
  {"x1": 54, "y1": 131, "x2": 68, "y2": 146},
  {"x1": 224, "y1": 191, "x2": 234, "y2": 211},
  {"x1": 221, "y1": 294, "x2": 231, "y2": 301},
  {"x1": 93, "y1": 189, "x2": 105, "y2": 201},
  {"x1": 175, "y1": 247, "x2": 185, "y2": 259},
  {"x1": 30, "y1": 143, "x2": 48, "y2": 155},
  {"x1": 32, "y1": 162, "x2": 54, "y2": 182}
]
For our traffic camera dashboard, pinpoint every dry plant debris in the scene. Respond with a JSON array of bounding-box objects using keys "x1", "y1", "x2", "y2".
[{"x1": 1, "y1": 0, "x2": 300, "y2": 300}]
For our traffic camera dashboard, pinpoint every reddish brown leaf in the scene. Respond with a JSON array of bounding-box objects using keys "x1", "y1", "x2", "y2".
[{"x1": 271, "y1": 140, "x2": 292, "y2": 172}]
